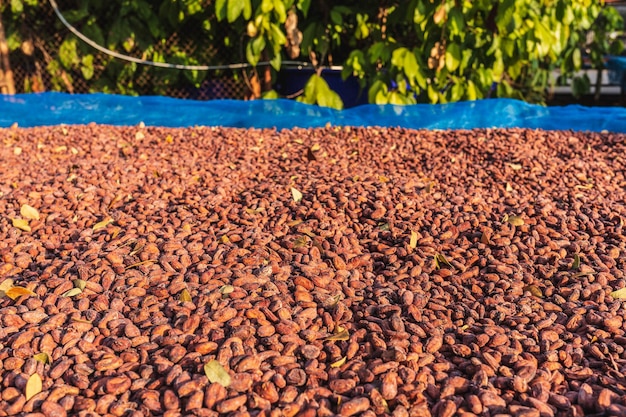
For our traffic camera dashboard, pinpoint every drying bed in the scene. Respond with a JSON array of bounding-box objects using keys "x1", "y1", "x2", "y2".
[{"x1": 0, "y1": 124, "x2": 626, "y2": 417}]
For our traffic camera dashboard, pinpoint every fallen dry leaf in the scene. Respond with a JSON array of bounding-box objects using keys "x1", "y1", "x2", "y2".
[
  {"x1": 93, "y1": 218, "x2": 114, "y2": 232},
  {"x1": 179, "y1": 288, "x2": 192, "y2": 302},
  {"x1": 20, "y1": 204, "x2": 40, "y2": 220},
  {"x1": 12, "y1": 218, "x2": 31, "y2": 232},
  {"x1": 33, "y1": 353, "x2": 51, "y2": 364},
  {"x1": 204, "y1": 360, "x2": 231, "y2": 387},
  {"x1": 291, "y1": 187, "x2": 303, "y2": 203},
  {"x1": 5, "y1": 286, "x2": 36, "y2": 300},
  {"x1": 61, "y1": 288, "x2": 83, "y2": 298},
  {"x1": 25, "y1": 373, "x2": 42, "y2": 401},
  {"x1": 610, "y1": 287, "x2": 626, "y2": 299}
]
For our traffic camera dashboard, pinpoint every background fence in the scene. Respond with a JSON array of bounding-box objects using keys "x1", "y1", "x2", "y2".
[{"x1": 5, "y1": 1, "x2": 251, "y2": 99}]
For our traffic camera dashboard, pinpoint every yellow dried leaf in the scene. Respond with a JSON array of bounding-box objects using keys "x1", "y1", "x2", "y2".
[
  {"x1": 287, "y1": 219, "x2": 303, "y2": 227},
  {"x1": 14, "y1": 146, "x2": 22, "y2": 155},
  {"x1": 508, "y1": 216, "x2": 524, "y2": 226},
  {"x1": 409, "y1": 231, "x2": 418, "y2": 249},
  {"x1": 324, "y1": 294, "x2": 342, "y2": 308},
  {"x1": 325, "y1": 329, "x2": 349, "y2": 341},
  {"x1": 505, "y1": 182, "x2": 513, "y2": 192},
  {"x1": 93, "y1": 218, "x2": 113, "y2": 231},
  {"x1": 379, "y1": 175, "x2": 390, "y2": 183},
  {"x1": 182, "y1": 223, "x2": 192, "y2": 233},
  {"x1": 572, "y1": 254, "x2": 581, "y2": 270},
  {"x1": 435, "y1": 253, "x2": 453, "y2": 269},
  {"x1": 125, "y1": 259, "x2": 156, "y2": 269},
  {"x1": 330, "y1": 356, "x2": 347, "y2": 368},
  {"x1": 204, "y1": 360, "x2": 231, "y2": 387},
  {"x1": 71, "y1": 317, "x2": 92, "y2": 324},
  {"x1": 575, "y1": 183, "x2": 593, "y2": 190},
  {"x1": 610, "y1": 287, "x2": 626, "y2": 299},
  {"x1": 61, "y1": 288, "x2": 83, "y2": 298},
  {"x1": 523, "y1": 285, "x2": 543, "y2": 298},
  {"x1": 310, "y1": 143, "x2": 321, "y2": 151},
  {"x1": 220, "y1": 285, "x2": 234, "y2": 295},
  {"x1": 110, "y1": 227, "x2": 121, "y2": 239},
  {"x1": 53, "y1": 145, "x2": 67, "y2": 153},
  {"x1": 20, "y1": 204, "x2": 40, "y2": 220},
  {"x1": 33, "y1": 353, "x2": 51, "y2": 364},
  {"x1": 0, "y1": 278, "x2": 14, "y2": 292},
  {"x1": 508, "y1": 163, "x2": 522, "y2": 171},
  {"x1": 165, "y1": 135, "x2": 174, "y2": 144},
  {"x1": 220, "y1": 235, "x2": 230, "y2": 244},
  {"x1": 291, "y1": 187, "x2": 303, "y2": 203},
  {"x1": 25, "y1": 373, "x2": 42, "y2": 401},
  {"x1": 6, "y1": 286, "x2": 35, "y2": 300},
  {"x1": 12, "y1": 218, "x2": 31, "y2": 232},
  {"x1": 73, "y1": 279, "x2": 86, "y2": 291},
  {"x1": 179, "y1": 288, "x2": 192, "y2": 302},
  {"x1": 293, "y1": 236, "x2": 308, "y2": 248}
]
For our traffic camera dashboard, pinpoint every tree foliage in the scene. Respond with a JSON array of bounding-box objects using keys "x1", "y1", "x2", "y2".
[{"x1": 1, "y1": 0, "x2": 623, "y2": 107}]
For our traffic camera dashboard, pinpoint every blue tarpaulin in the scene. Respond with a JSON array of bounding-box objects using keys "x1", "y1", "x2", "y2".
[{"x1": 1, "y1": 92, "x2": 626, "y2": 132}]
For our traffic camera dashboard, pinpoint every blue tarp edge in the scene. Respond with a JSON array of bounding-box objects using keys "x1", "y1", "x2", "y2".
[{"x1": 1, "y1": 92, "x2": 625, "y2": 132}]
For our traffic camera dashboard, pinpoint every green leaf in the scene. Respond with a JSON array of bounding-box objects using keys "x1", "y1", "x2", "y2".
[
  {"x1": 297, "y1": 0, "x2": 311, "y2": 16},
  {"x1": 403, "y1": 51, "x2": 418, "y2": 79},
  {"x1": 320, "y1": 90, "x2": 343, "y2": 110},
  {"x1": 11, "y1": 0, "x2": 23, "y2": 14},
  {"x1": 445, "y1": 43, "x2": 461, "y2": 72},
  {"x1": 572, "y1": 48, "x2": 582, "y2": 69},
  {"x1": 269, "y1": 23, "x2": 287, "y2": 46},
  {"x1": 389, "y1": 92, "x2": 406, "y2": 105},
  {"x1": 243, "y1": 0, "x2": 252, "y2": 19},
  {"x1": 59, "y1": 39, "x2": 79, "y2": 69},
  {"x1": 81, "y1": 55, "x2": 94, "y2": 80},
  {"x1": 227, "y1": 0, "x2": 245, "y2": 22},
  {"x1": 368, "y1": 80, "x2": 388, "y2": 104},
  {"x1": 204, "y1": 360, "x2": 232, "y2": 387},
  {"x1": 273, "y1": 0, "x2": 287, "y2": 22},
  {"x1": 215, "y1": 0, "x2": 227, "y2": 21},
  {"x1": 246, "y1": 36, "x2": 266, "y2": 66},
  {"x1": 448, "y1": 8, "x2": 465, "y2": 36},
  {"x1": 262, "y1": 89, "x2": 279, "y2": 99},
  {"x1": 261, "y1": 0, "x2": 273, "y2": 13},
  {"x1": 270, "y1": 53, "x2": 281, "y2": 71},
  {"x1": 391, "y1": 47, "x2": 408, "y2": 68}
]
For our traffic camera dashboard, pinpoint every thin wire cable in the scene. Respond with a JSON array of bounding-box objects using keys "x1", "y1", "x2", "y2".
[{"x1": 48, "y1": 0, "x2": 312, "y2": 71}]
